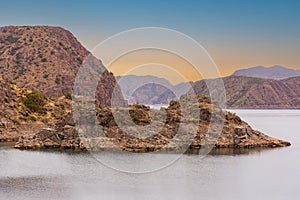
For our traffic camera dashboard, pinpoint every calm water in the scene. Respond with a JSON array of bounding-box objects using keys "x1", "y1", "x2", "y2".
[{"x1": 0, "y1": 110, "x2": 300, "y2": 200}]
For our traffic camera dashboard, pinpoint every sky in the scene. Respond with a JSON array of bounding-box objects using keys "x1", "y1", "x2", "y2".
[{"x1": 1, "y1": 0, "x2": 300, "y2": 83}]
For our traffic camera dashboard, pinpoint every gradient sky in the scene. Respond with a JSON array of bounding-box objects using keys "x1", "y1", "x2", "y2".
[{"x1": 1, "y1": 0, "x2": 300, "y2": 83}]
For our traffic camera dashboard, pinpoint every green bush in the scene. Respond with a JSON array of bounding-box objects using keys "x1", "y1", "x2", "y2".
[
  {"x1": 64, "y1": 93, "x2": 72, "y2": 100},
  {"x1": 43, "y1": 74, "x2": 49, "y2": 79},
  {"x1": 22, "y1": 91, "x2": 47, "y2": 114}
]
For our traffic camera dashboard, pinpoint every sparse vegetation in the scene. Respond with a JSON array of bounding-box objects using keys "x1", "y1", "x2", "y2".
[{"x1": 22, "y1": 91, "x2": 47, "y2": 114}]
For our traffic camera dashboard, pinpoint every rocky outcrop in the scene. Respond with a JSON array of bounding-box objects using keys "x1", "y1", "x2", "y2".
[
  {"x1": 215, "y1": 112, "x2": 290, "y2": 148},
  {"x1": 14, "y1": 127, "x2": 82, "y2": 150},
  {"x1": 14, "y1": 95, "x2": 291, "y2": 152}
]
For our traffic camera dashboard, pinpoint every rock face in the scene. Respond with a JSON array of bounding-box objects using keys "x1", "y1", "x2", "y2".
[
  {"x1": 0, "y1": 26, "x2": 125, "y2": 107},
  {"x1": 14, "y1": 95, "x2": 291, "y2": 152}
]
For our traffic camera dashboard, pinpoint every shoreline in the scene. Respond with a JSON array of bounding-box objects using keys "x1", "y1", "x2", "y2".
[{"x1": 0, "y1": 141, "x2": 291, "y2": 156}]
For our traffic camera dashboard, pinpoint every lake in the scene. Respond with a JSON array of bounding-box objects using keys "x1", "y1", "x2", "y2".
[{"x1": 0, "y1": 110, "x2": 299, "y2": 200}]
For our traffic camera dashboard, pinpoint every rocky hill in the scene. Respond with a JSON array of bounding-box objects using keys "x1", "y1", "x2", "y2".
[
  {"x1": 0, "y1": 26, "x2": 124, "y2": 106},
  {"x1": 232, "y1": 65, "x2": 300, "y2": 80}
]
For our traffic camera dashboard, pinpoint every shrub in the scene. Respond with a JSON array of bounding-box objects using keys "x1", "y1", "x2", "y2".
[
  {"x1": 65, "y1": 93, "x2": 72, "y2": 100},
  {"x1": 7, "y1": 36, "x2": 20, "y2": 43},
  {"x1": 77, "y1": 57, "x2": 83, "y2": 64},
  {"x1": 16, "y1": 52, "x2": 22, "y2": 60},
  {"x1": 55, "y1": 75, "x2": 60, "y2": 84},
  {"x1": 22, "y1": 91, "x2": 47, "y2": 114},
  {"x1": 9, "y1": 46, "x2": 21, "y2": 55}
]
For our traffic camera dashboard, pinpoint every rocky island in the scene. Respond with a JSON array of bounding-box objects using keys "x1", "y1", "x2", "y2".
[{"x1": 13, "y1": 93, "x2": 291, "y2": 152}]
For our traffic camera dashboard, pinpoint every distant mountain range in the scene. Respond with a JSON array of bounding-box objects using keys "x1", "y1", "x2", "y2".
[
  {"x1": 232, "y1": 65, "x2": 300, "y2": 80},
  {"x1": 118, "y1": 67, "x2": 300, "y2": 108}
]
